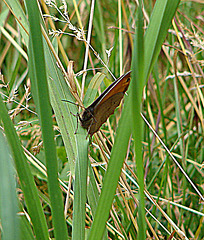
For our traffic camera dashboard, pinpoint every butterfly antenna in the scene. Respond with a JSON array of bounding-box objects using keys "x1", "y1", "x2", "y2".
[{"x1": 62, "y1": 99, "x2": 85, "y2": 109}]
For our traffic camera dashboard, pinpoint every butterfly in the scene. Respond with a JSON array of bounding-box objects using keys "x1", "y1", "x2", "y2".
[{"x1": 78, "y1": 71, "x2": 131, "y2": 137}]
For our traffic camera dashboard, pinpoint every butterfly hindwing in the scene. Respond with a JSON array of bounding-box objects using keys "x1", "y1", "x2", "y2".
[{"x1": 87, "y1": 92, "x2": 124, "y2": 136}]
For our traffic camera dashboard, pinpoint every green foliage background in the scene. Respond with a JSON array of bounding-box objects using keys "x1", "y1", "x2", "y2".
[{"x1": 0, "y1": 0, "x2": 204, "y2": 239}]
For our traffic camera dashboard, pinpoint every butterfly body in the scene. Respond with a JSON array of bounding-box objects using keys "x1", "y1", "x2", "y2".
[{"x1": 79, "y1": 71, "x2": 131, "y2": 136}]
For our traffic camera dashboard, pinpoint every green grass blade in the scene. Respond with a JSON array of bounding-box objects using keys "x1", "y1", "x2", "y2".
[
  {"x1": 25, "y1": 1, "x2": 68, "y2": 239},
  {"x1": 72, "y1": 72, "x2": 108, "y2": 239},
  {"x1": 72, "y1": 128, "x2": 89, "y2": 240},
  {"x1": 144, "y1": 0, "x2": 180, "y2": 82},
  {"x1": 88, "y1": 96, "x2": 131, "y2": 239},
  {"x1": 0, "y1": 7, "x2": 9, "y2": 27},
  {"x1": 19, "y1": 215, "x2": 35, "y2": 240},
  {"x1": 0, "y1": 131, "x2": 20, "y2": 240},
  {"x1": 87, "y1": 160, "x2": 99, "y2": 216},
  {"x1": 131, "y1": 3, "x2": 146, "y2": 239},
  {"x1": 93, "y1": 0, "x2": 107, "y2": 61},
  {"x1": 48, "y1": 71, "x2": 77, "y2": 175},
  {"x1": 6, "y1": 0, "x2": 29, "y2": 46}
]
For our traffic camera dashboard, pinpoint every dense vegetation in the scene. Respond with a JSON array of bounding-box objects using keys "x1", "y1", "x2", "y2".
[{"x1": 0, "y1": 0, "x2": 203, "y2": 239}]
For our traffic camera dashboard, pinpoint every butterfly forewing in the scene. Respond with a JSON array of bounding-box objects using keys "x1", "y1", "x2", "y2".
[{"x1": 87, "y1": 71, "x2": 131, "y2": 110}]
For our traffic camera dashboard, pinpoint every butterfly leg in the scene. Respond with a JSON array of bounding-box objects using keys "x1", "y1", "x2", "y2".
[
  {"x1": 86, "y1": 118, "x2": 94, "y2": 139},
  {"x1": 70, "y1": 111, "x2": 79, "y2": 134}
]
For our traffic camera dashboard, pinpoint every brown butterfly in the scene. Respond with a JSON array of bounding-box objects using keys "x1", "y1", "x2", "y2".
[{"x1": 79, "y1": 71, "x2": 131, "y2": 137}]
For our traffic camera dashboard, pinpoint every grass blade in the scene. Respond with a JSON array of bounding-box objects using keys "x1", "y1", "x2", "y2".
[
  {"x1": 0, "y1": 131, "x2": 19, "y2": 240},
  {"x1": 131, "y1": 2, "x2": 146, "y2": 239},
  {"x1": 72, "y1": 128, "x2": 89, "y2": 239},
  {"x1": 144, "y1": 0, "x2": 180, "y2": 82},
  {"x1": 25, "y1": 1, "x2": 68, "y2": 239},
  {"x1": 88, "y1": 96, "x2": 131, "y2": 239}
]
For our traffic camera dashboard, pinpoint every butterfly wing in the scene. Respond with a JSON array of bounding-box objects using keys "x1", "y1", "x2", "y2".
[
  {"x1": 87, "y1": 71, "x2": 131, "y2": 110},
  {"x1": 88, "y1": 92, "x2": 124, "y2": 136}
]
